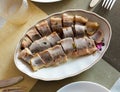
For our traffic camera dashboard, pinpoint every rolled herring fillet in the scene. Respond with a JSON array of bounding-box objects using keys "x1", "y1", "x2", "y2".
[
  {"x1": 21, "y1": 36, "x2": 32, "y2": 49},
  {"x1": 73, "y1": 37, "x2": 97, "y2": 57},
  {"x1": 48, "y1": 45, "x2": 67, "y2": 65},
  {"x1": 50, "y1": 17, "x2": 62, "y2": 34},
  {"x1": 58, "y1": 38, "x2": 75, "y2": 56},
  {"x1": 26, "y1": 27, "x2": 41, "y2": 41},
  {"x1": 62, "y1": 27, "x2": 74, "y2": 38},
  {"x1": 39, "y1": 50, "x2": 54, "y2": 67},
  {"x1": 85, "y1": 37, "x2": 97, "y2": 54},
  {"x1": 62, "y1": 13, "x2": 74, "y2": 27},
  {"x1": 36, "y1": 20, "x2": 52, "y2": 36},
  {"x1": 47, "y1": 32, "x2": 61, "y2": 46},
  {"x1": 29, "y1": 37, "x2": 51, "y2": 53},
  {"x1": 90, "y1": 30, "x2": 104, "y2": 43},
  {"x1": 73, "y1": 37, "x2": 90, "y2": 57},
  {"x1": 75, "y1": 15, "x2": 88, "y2": 24},
  {"x1": 86, "y1": 21, "x2": 99, "y2": 36},
  {"x1": 74, "y1": 24, "x2": 86, "y2": 38},
  {"x1": 30, "y1": 53, "x2": 45, "y2": 71},
  {"x1": 18, "y1": 48, "x2": 33, "y2": 64}
]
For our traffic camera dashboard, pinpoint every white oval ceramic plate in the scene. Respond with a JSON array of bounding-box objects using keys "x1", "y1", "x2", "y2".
[
  {"x1": 57, "y1": 81, "x2": 110, "y2": 92},
  {"x1": 14, "y1": 9, "x2": 112, "y2": 81},
  {"x1": 31, "y1": 0, "x2": 61, "y2": 3}
]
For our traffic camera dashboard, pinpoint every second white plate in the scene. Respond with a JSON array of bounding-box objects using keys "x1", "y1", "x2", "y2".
[{"x1": 57, "y1": 81, "x2": 110, "y2": 92}]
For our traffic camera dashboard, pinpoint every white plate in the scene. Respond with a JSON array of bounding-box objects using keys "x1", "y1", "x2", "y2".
[
  {"x1": 57, "y1": 81, "x2": 110, "y2": 92},
  {"x1": 31, "y1": 0, "x2": 61, "y2": 3},
  {"x1": 14, "y1": 9, "x2": 112, "y2": 81}
]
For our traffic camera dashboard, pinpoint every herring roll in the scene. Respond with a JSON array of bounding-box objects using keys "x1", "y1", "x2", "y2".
[
  {"x1": 26, "y1": 27, "x2": 41, "y2": 42},
  {"x1": 58, "y1": 38, "x2": 75, "y2": 56},
  {"x1": 36, "y1": 20, "x2": 52, "y2": 36},
  {"x1": 62, "y1": 13, "x2": 74, "y2": 27},
  {"x1": 18, "y1": 48, "x2": 33, "y2": 64},
  {"x1": 75, "y1": 15, "x2": 88, "y2": 25},
  {"x1": 62, "y1": 27, "x2": 74, "y2": 38},
  {"x1": 29, "y1": 37, "x2": 51, "y2": 53},
  {"x1": 39, "y1": 50, "x2": 54, "y2": 67},
  {"x1": 50, "y1": 17, "x2": 62, "y2": 35},
  {"x1": 86, "y1": 21, "x2": 99, "y2": 36},
  {"x1": 48, "y1": 45, "x2": 67, "y2": 65},
  {"x1": 30, "y1": 53, "x2": 45, "y2": 71},
  {"x1": 74, "y1": 24, "x2": 86, "y2": 38},
  {"x1": 73, "y1": 37, "x2": 97, "y2": 57},
  {"x1": 47, "y1": 32, "x2": 61, "y2": 46},
  {"x1": 21, "y1": 36, "x2": 32, "y2": 49},
  {"x1": 85, "y1": 38, "x2": 97, "y2": 54},
  {"x1": 73, "y1": 37, "x2": 90, "y2": 57},
  {"x1": 90, "y1": 30, "x2": 104, "y2": 43}
]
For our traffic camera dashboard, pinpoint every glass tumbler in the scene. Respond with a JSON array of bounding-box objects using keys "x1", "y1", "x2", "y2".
[{"x1": 0, "y1": 0, "x2": 30, "y2": 25}]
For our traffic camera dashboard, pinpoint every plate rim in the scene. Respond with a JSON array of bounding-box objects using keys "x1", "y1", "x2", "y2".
[
  {"x1": 14, "y1": 9, "x2": 112, "y2": 81},
  {"x1": 31, "y1": 0, "x2": 61, "y2": 3}
]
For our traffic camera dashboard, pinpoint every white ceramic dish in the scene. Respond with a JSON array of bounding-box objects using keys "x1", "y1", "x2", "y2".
[
  {"x1": 57, "y1": 81, "x2": 110, "y2": 92},
  {"x1": 14, "y1": 9, "x2": 112, "y2": 81},
  {"x1": 31, "y1": 0, "x2": 61, "y2": 3}
]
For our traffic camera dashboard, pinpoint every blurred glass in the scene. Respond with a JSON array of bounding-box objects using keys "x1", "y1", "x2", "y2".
[
  {"x1": 0, "y1": 16, "x2": 6, "y2": 28},
  {"x1": 0, "y1": 0, "x2": 30, "y2": 25}
]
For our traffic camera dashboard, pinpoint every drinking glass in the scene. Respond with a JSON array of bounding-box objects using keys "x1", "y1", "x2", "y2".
[{"x1": 0, "y1": 0, "x2": 30, "y2": 25}]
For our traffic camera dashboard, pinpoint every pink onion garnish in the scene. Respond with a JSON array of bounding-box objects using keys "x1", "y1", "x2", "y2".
[{"x1": 96, "y1": 42, "x2": 103, "y2": 50}]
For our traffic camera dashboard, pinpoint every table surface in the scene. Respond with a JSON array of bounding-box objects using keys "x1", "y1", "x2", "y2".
[
  {"x1": 30, "y1": 0, "x2": 120, "y2": 92},
  {"x1": 1, "y1": 0, "x2": 119, "y2": 92}
]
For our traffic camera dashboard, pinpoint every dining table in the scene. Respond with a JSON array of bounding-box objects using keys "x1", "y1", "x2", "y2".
[{"x1": 0, "y1": 0, "x2": 120, "y2": 92}]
